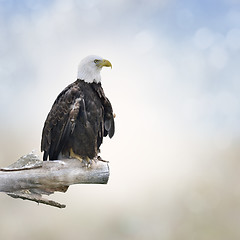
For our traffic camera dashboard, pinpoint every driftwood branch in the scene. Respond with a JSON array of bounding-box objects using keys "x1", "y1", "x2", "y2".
[{"x1": 0, "y1": 153, "x2": 110, "y2": 208}]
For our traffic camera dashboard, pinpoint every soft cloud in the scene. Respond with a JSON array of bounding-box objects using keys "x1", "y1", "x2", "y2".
[
  {"x1": 226, "y1": 28, "x2": 240, "y2": 50},
  {"x1": 194, "y1": 27, "x2": 215, "y2": 49},
  {"x1": 133, "y1": 30, "x2": 155, "y2": 55},
  {"x1": 208, "y1": 45, "x2": 229, "y2": 69}
]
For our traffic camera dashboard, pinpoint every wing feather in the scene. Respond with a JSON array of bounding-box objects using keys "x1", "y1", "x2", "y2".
[
  {"x1": 41, "y1": 81, "x2": 83, "y2": 160},
  {"x1": 90, "y1": 82, "x2": 115, "y2": 140}
]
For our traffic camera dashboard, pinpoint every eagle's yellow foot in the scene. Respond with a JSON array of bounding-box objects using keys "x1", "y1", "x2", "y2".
[
  {"x1": 70, "y1": 149, "x2": 92, "y2": 167},
  {"x1": 70, "y1": 149, "x2": 83, "y2": 162}
]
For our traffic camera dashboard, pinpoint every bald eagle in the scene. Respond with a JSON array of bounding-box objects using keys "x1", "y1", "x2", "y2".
[{"x1": 41, "y1": 55, "x2": 115, "y2": 161}]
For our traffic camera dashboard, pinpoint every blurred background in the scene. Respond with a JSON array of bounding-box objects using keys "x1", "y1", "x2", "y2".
[{"x1": 0, "y1": 0, "x2": 240, "y2": 239}]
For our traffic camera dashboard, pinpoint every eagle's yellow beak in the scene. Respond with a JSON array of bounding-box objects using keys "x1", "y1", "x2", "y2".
[{"x1": 97, "y1": 59, "x2": 112, "y2": 69}]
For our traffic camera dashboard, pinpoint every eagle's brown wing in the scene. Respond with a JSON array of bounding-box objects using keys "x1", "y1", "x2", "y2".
[
  {"x1": 41, "y1": 82, "x2": 84, "y2": 160},
  {"x1": 91, "y1": 82, "x2": 115, "y2": 139}
]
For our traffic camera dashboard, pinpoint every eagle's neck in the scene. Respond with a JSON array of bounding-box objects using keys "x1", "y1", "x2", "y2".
[{"x1": 77, "y1": 65, "x2": 101, "y2": 83}]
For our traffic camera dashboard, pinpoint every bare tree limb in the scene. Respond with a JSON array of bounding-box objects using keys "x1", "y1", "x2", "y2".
[
  {"x1": 0, "y1": 153, "x2": 110, "y2": 208},
  {"x1": 7, "y1": 191, "x2": 67, "y2": 208}
]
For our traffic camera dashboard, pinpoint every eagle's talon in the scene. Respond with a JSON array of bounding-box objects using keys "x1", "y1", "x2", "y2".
[{"x1": 82, "y1": 158, "x2": 92, "y2": 168}]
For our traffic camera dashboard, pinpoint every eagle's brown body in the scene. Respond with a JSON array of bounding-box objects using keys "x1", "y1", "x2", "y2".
[{"x1": 41, "y1": 79, "x2": 115, "y2": 161}]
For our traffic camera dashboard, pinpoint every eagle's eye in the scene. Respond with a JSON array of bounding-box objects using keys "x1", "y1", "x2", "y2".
[{"x1": 94, "y1": 59, "x2": 99, "y2": 64}]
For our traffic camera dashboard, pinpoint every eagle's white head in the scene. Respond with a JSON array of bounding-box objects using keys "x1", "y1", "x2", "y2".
[{"x1": 77, "y1": 55, "x2": 112, "y2": 83}]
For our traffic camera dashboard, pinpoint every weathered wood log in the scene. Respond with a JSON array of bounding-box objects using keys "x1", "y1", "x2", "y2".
[{"x1": 0, "y1": 153, "x2": 110, "y2": 208}]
